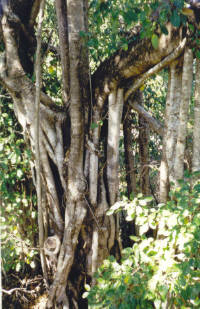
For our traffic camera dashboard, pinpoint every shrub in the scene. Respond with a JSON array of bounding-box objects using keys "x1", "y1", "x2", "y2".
[
  {"x1": 0, "y1": 94, "x2": 38, "y2": 274},
  {"x1": 86, "y1": 172, "x2": 200, "y2": 308}
]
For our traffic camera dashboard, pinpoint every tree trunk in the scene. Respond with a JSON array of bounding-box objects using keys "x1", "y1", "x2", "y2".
[
  {"x1": 34, "y1": 0, "x2": 48, "y2": 286},
  {"x1": 123, "y1": 105, "x2": 137, "y2": 198},
  {"x1": 46, "y1": 0, "x2": 89, "y2": 306},
  {"x1": 159, "y1": 72, "x2": 171, "y2": 203},
  {"x1": 55, "y1": 0, "x2": 70, "y2": 106},
  {"x1": 159, "y1": 60, "x2": 182, "y2": 201},
  {"x1": 174, "y1": 48, "x2": 193, "y2": 181},
  {"x1": 138, "y1": 91, "x2": 150, "y2": 195},
  {"x1": 192, "y1": 58, "x2": 200, "y2": 172}
]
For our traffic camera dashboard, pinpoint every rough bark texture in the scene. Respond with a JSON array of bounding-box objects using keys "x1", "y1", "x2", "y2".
[
  {"x1": 46, "y1": 0, "x2": 89, "y2": 307},
  {"x1": 0, "y1": 1, "x2": 196, "y2": 308},
  {"x1": 159, "y1": 71, "x2": 171, "y2": 203},
  {"x1": 107, "y1": 88, "x2": 124, "y2": 204},
  {"x1": 159, "y1": 60, "x2": 182, "y2": 201},
  {"x1": 136, "y1": 91, "x2": 150, "y2": 195},
  {"x1": 123, "y1": 106, "x2": 137, "y2": 198},
  {"x1": 192, "y1": 58, "x2": 200, "y2": 172},
  {"x1": 174, "y1": 48, "x2": 193, "y2": 181},
  {"x1": 55, "y1": 0, "x2": 70, "y2": 106},
  {"x1": 34, "y1": 0, "x2": 48, "y2": 286},
  {"x1": 166, "y1": 61, "x2": 183, "y2": 182}
]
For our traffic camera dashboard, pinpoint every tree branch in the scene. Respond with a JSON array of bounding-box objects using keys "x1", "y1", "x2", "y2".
[
  {"x1": 129, "y1": 101, "x2": 163, "y2": 136},
  {"x1": 124, "y1": 38, "x2": 186, "y2": 101},
  {"x1": 2, "y1": 288, "x2": 33, "y2": 295}
]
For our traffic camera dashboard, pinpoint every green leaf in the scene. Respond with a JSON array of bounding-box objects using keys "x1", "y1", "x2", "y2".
[
  {"x1": 188, "y1": 23, "x2": 195, "y2": 32},
  {"x1": 90, "y1": 122, "x2": 99, "y2": 129},
  {"x1": 106, "y1": 208, "x2": 114, "y2": 216},
  {"x1": 170, "y1": 11, "x2": 181, "y2": 27},
  {"x1": 151, "y1": 34, "x2": 159, "y2": 49},
  {"x1": 30, "y1": 261, "x2": 36, "y2": 269},
  {"x1": 196, "y1": 50, "x2": 200, "y2": 59},
  {"x1": 82, "y1": 292, "x2": 89, "y2": 299},
  {"x1": 107, "y1": 202, "x2": 122, "y2": 216},
  {"x1": 130, "y1": 236, "x2": 140, "y2": 242},
  {"x1": 31, "y1": 211, "x2": 37, "y2": 219},
  {"x1": 122, "y1": 43, "x2": 128, "y2": 51},
  {"x1": 17, "y1": 169, "x2": 23, "y2": 178},
  {"x1": 84, "y1": 284, "x2": 91, "y2": 291},
  {"x1": 126, "y1": 215, "x2": 134, "y2": 221},
  {"x1": 79, "y1": 30, "x2": 87, "y2": 37},
  {"x1": 16, "y1": 262, "x2": 21, "y2": 272},
  {"x1": 160, "y1": 25, "x2": 169, "y2": 35},
  {"x1": 130, "y1": 192, "x2": 134, "y2": 201},
  {"x1": 139, "y1": 223, "x2": 149, "y2": 235}
]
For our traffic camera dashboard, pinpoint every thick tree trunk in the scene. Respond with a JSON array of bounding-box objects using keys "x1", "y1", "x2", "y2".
[
  {"x1": 123, "y1": 106, "x2": 137, "y2": 198},
  {"x1": 137, "y1": 91, "x2": 150, "y2": 195},
  {"x1": 107, "y1": 88, "x2": 124, "y2": 204},
  {"x1": 55, "y1": 0, "x2": 70, "y2": 106},
  {"x1": 192, "y1": 58, "x2": 200, "y2": 172},
  {"x1": 159, "y1": 72, "x2": 171, "y2": 203},
  {"x1": 46, "y1": 0, "x2": 89, "y2": 307},
  {"x1": 34, "y1": 0, "x2": 48, "y2": 286},
  {"x1": 174, "y1": 48, "x2": 193, "y2": 181},
  {"x1": 159, "y1": 60, "x2": 182, "y2": 201}
]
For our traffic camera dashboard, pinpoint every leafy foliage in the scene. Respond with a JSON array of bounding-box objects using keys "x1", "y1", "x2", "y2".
[
  {"x1": 87, "y1": 172, "x2": 200, "y2": 308},
  {"x1": 0, "y1": 92, "x2": 38, "y2": 273},
  {"x1": 88, "y1": 0, "x2": 186, "y2": 70}
]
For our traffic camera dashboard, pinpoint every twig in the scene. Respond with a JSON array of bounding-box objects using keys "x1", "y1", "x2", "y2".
[{"x1": 2, "y1": 288, "x2": 33, "y2": 295}]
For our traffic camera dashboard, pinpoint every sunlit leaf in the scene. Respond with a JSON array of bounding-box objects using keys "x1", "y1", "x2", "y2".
[{"x1": 151, "y1": 34, "x2": 159, "y2": 49}]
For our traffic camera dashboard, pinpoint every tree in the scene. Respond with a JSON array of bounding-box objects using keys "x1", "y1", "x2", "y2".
[{"x1": 1, "y1": 0, "x2": 199, "y2": 307}]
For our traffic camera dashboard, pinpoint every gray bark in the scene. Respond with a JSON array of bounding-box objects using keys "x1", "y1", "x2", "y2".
[
  {"x1": 55, "y1": 0, "x2": 70, "y2": 106},
  {"x1": 138, "y1": 91, "x2": 150, "y2": 195},
  {"x1": 159, "y1": 60, "x2": 183, "y2": 201},
  {"x1": 192, "y1": 58, "x2": 200, "y2": 172},
  {"x1": 174, "y1": 48, "x2": 193, "y2": 181},
  {"x1": 34, "y1": 0, "x2": 48, "y2": 286},
  {"x1": 107, "y1": 88, "x2": 124, "y2": 204}
]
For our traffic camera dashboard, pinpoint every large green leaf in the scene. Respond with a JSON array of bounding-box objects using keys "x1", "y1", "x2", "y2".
[{"x1": 151, "y1": 34, "x2": 159, "y2": 49}]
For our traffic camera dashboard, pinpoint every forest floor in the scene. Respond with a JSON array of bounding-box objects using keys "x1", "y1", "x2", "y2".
[{"x1": 2, "y1": 270, "x2": 47, "y2": 308}]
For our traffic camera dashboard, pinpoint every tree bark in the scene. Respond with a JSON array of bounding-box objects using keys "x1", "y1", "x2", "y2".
[
  {"x1": 34, "y1": 0, "x2": 48, "y2": 286},
  {"x1": 107, "y1": 88, "x2": 124, "y2": 204},
  {"x1": 55, "y1": 0, "x2": 70, "y2": 106},
  {"x1": 174, "y1": 48, "x2": 193, "y2": 181},
  {"x1": 192, "y1": 58, "x2": 200, "y2": 172},
  {"x1": 47, "y1": 0, "x2": 89, "y2": 306},
  {"x1": 123, "y1": 106, "x2": 137, "y2": 198},
  {"x1": 159, "y1": 60, "x2": 182, "y2": 201},
  {"x1": 159, "y1": 71, "x2": 171, "y2": 203},
  {"x1": 137, "y1": 91, "x2": 150, "y2": 195}
]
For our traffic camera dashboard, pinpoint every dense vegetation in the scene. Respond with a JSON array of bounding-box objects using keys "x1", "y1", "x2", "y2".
[{"x1": 86, "y1": 173, "x2": 200, "y2": 308}]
